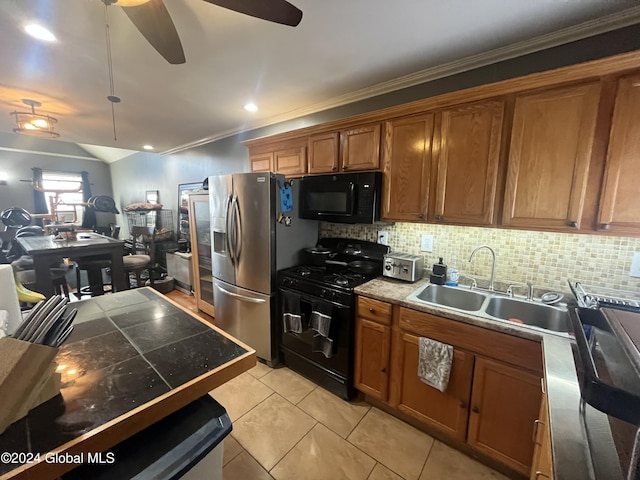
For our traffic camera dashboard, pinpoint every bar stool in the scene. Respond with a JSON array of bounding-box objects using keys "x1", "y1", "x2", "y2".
[{"x1": 73, "y1": 225, "x2": 121, "y2": 298}]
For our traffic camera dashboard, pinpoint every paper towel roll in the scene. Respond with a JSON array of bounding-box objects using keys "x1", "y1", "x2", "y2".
[{"x1": 0, "y1": 265, "x2": 22, "y2": 335}]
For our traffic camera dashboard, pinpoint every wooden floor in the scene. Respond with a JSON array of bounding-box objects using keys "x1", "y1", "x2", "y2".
[{"x1": 164, "y1": 289, "x2": 216, "y2": 325}]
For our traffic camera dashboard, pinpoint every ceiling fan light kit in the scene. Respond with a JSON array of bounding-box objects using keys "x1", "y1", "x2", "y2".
[{"x1": 10, "y1": 99, "x2": 59, "y2": 138}]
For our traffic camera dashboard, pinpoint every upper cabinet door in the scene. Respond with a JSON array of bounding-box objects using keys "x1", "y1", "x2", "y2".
[
  {"x1": 382, "y1": 114, "x2": 434, "y2": 221},
  {"x1": 433, "y1": 100, "x2": 504, "y2": 225},
  {"x1": 341, "y1": 124, "x2": 381, "y2": 171},
  {"x1": 308, "y1": 132, "x2": 339, "y2": 174},
  {"x1": 250, "y1": 152, "x2": 273, "y2": 172},
  {"x1": 597, "y1": 74, "x2": 640, "y2": 234},
  {"x1": 274, "y1": 146, "x2": 307, "y2": 176},
  {"x1": 502, "y1": 82, "x2": 601, "y2": 230}
]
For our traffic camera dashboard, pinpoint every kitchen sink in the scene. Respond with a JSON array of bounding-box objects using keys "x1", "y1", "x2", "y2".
[
  {"x1": 407, "y1": 283, "x2": 569, "y2": 334},
  {"x1": 484, "y1": 297, "x2": 569, "y2": 332},
  {"x1": 408, "y1": 284, "x2": 487, "y2": 312}
]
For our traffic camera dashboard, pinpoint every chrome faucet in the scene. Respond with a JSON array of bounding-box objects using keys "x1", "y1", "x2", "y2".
[{"x1": 468, "y1": 245, "x2": 496, "y2": 291}]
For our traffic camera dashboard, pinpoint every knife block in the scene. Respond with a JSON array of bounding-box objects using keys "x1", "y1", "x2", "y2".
[{"x1": 0, "y1": 337, "x2": 61, "y2": 435}]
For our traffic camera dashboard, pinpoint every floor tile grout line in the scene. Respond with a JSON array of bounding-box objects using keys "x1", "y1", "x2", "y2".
[
  {"x1": 417, "y1": 437, "x2": 437, "y2": 479},
  {"x1": 267, "y1": 418, "x2": 319, "y2": 475}
]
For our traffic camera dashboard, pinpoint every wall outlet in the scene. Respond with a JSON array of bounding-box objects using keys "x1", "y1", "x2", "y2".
[
  {"x1": 420, "y1": 234, "x2": 434, "y2": 252},
  {"x1": 630, "y1": 252, "x2": 640, "y2": 278},
  {"x1": 377, "y1": 230, "x2": 389, "y2": 246}
]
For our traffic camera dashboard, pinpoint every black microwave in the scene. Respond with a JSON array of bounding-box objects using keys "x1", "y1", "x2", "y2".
[{"x1": 298, "y1": 172, "x2": 382, "y2": 224}]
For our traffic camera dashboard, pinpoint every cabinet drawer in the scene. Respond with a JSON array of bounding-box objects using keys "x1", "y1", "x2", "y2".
[
  {"x1": 357, "y1": 297, "x2": 392, "y2": 325},
  {"x1": 399, "y1": 307, "x2": 542, "y2": 374}
]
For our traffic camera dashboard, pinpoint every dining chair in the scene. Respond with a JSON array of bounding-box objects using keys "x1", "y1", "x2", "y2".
[
  {"x1": 123, "y1": 226, "x2": 156, "y2": 289},
  {"x1": 73, "y1": 225, "x2": 121, "y2": 298}
]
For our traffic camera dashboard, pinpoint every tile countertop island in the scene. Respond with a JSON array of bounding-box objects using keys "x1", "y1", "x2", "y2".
[
  {"x1": 0, "y1": 288, "x2": 256, "y2": 480},
  {"x1": 355, "y1": 276, "x2": 596, "y2": 480}
]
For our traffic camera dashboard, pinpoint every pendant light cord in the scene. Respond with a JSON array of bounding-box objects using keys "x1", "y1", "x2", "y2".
[{"x1": 103, "y1": 4, "x2": 119, "y2": 141}]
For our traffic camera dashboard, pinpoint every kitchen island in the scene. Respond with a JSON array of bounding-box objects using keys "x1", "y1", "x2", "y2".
[{"x1": 0, "y1": 287, "x2": 256, "y2": 480}]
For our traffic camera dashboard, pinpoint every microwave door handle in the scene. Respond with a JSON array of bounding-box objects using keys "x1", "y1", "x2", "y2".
[
  {"x1": 349, "y1": 182, "x2": 356, "y2": 214},
  {"x1": 225, "y1": 195, "x2": 235, "y2": 265}
]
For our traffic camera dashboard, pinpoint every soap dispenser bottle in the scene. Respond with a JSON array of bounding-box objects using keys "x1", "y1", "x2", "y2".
[{"x1": 430, "y1": 257, "x2": 447, "y2": 285}]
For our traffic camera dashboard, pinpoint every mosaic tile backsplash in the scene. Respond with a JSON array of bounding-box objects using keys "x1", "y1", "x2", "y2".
[{"x1": 320, "y1": 222, "x2": 640, "y2": 296}]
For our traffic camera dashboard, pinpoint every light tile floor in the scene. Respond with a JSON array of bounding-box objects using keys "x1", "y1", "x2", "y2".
[{"x1": 210, "y1": 364, "x2": 511, "y2": 480}]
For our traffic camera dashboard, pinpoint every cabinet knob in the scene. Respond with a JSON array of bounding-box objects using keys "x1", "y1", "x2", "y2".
[
  {"x1": 459, "y1": 401, "x2": 467, "y2": 409},
  {"x1": 472, "y1": 406, "x2": 480, "y2": 414},
  {"x1": 568, "y1": 221, "x2": 578, "y2": 228},
  {"x1": 435, "y1": 215, "x2": 443, "y2": 221},
  {"x1": 600, "y1": 223, "x2": 610, "y2": 230},
  {"x1": 418, "y1": 213, "x2": 425, "y2": 220},
  {"x1": 369, "y1": 308, "x2": 375, "y2": 313},
  {"x1": 332, "y1": 166, "x2": 337, "y2": 172},
  {"x1": 342, "y1": 165, "x2": 348, "y2": 171},
  {"x1": 381, "y1": 367, "x2": 387, "y2": 373}
]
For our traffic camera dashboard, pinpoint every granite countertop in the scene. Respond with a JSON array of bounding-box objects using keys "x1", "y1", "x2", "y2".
[
  {"x1": 356, "y1": 275, "x2": 596, "y2": 480},
  {"x1": 0, "y1": 288, "x2": 256, "y2": 480}
]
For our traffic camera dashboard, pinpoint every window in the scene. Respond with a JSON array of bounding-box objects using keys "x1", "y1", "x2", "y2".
[{"x1": 41, "y1": 171, "x2": 84, "y2": 224}]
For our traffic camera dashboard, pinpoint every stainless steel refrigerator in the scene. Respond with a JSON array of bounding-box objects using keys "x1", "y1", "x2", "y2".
[{"x1": 209, "y1": 172, "x2": 318, "y2": 365}]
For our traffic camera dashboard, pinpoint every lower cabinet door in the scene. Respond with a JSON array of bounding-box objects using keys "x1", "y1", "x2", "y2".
[
  {"x1": 354, "y1": 317, "x2": 391, "y2": 400},
  {"x1": 467, "y1": 357, "x2": 542, "y2": 476},
  {"x1": 396, "y1": 333, "x2": 474, "y2": 440}
]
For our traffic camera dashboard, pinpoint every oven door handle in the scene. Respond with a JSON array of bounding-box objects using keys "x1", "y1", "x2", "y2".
[{"x1": 216, "y1": 283, "x2": 266, "y2": 304}]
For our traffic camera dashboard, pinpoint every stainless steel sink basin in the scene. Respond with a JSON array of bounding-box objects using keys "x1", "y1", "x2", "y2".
[
  {"x1": 484, "y1": 297, "x2": 569, "y2": 332},
  {"x1": 410, "y1": 284, "x2": 486, "y2": 312}
]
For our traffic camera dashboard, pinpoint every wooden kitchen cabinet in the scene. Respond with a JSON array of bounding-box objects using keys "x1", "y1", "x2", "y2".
[
  {"x1": 354, "y1": 296, "x2": 392, "y2": 400},
  {"x1": 433, "y1": 99, "x2": 504, "y2": 225},
  {"x1": 382, "y1": 113, "x2": 434, "y2": 221},
  {"x1": 395, "y1": 332, "x2": 474, "y2": 440},
  {"x1": 308, "y1": 124, "x2": 381, "y2": 174},
  {"x1": 273, "y1": 146, "x2": 307, "y2": 176},
  {"x1": 597, "y1": 73, "x2": 640, "y2": 235},
  {"x1": 467, "y1": 357, "x2": 543, "y2": 477},
  {"x1": 502, "y1": 82, "x2": 601, "y2": 230},
  {"x1": 249, "y1": 138, "x2": 307, "y2": 175},
  {"x1": 341, "y1": 124, "x2": 381, "y2": 171},
  {"x1": 249, "y1": 152, "x2": 274, "y2": 172},
  {"x1": 188, "y1": 193, "x2": 215, "y2": 317},
  {"x1": 530, "y1": 393, "x2": 554, "y2": 480},
  {"x1": 308, "y1": 132, "x2": 340, "y2": 173}
]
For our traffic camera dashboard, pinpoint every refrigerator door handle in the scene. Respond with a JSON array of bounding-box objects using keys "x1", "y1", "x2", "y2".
[
  {"x1": 215, "y1": 283, "x2": 266, "y2": 304},
  {"x1": 233, "y1": 196, "x2": 243, "y2": 263},
  {"x1": 225, "y1": 195, "x2": 235, "y2": 265}
]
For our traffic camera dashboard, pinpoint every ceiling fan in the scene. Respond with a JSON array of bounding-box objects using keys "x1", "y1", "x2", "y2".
[{"x1": 103, "y1": 0, "x2": 303, "y2": 64}]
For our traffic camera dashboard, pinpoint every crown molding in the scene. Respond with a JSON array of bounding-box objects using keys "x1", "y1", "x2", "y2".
[
  {"x1": 0, "y1": 146, "x2": 101, "y2": 162},
  {"x1": 162, "y1": 6, "x2": 640, "y2": 156}
]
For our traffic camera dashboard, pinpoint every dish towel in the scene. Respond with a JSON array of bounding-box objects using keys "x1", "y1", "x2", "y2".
[
  {"x1": 417, "y1": 337, "x2": 453, "y2": 392},
  {"x1": 310, "y1": 300, "x2": 334, "y2": 358},
  {"x1": 282, "y1": 291, "x2": 303, "y2": 334}
]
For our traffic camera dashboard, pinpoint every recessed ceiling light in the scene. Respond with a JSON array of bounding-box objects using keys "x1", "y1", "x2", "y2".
[
  {"x1": 244, "y1": 103, "x2": 258, "y2": 112},
  {"x1": 143, "y1": 145, "x2": 154, "y2": 150},
  {"x1": 24, "y1": 24, "x2": 56, "y2": 42}
]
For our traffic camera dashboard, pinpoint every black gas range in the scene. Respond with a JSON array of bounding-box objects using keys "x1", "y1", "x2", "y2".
[{"x1": 277, "y1": 238, "x2": 389, "y2": 400}]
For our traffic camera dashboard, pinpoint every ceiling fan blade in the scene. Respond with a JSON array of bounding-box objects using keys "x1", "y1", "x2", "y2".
[
  {"x1": 202, "y1": 0, "x2": 303, "y2": 27},
  {"x1": 121, "y1": 0, "x2": 186, "y2": 64}
]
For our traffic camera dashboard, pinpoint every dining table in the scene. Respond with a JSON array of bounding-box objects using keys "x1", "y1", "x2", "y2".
[{"x1": 16, "y1": 232, "x2": 127, "y2": 297}]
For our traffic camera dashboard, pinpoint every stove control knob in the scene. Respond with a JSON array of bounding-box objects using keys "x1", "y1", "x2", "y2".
[{"x1": 283, "y1": 277, "x2": 296, "y2": 287}]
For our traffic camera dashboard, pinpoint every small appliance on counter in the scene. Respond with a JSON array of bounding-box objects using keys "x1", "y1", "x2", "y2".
[{"x1": 383, "y1": 253, "x2": 424, "y2": 282}]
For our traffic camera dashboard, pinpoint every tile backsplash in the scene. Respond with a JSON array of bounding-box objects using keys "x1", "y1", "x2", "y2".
[{"x1": 320, "y1": 222, "x2": 640, "y2": 296}]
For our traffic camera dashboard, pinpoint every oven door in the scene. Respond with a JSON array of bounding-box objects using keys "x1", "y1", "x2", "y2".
[{"x1": 278, "y1": 286, "x2": 353, "y2": 375}]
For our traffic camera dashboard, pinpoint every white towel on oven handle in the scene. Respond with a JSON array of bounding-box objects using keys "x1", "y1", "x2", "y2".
[{"x1": 310, "y1": 300, "x2": 333, "y2": 338}]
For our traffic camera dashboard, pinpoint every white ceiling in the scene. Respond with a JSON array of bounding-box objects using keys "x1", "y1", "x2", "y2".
[{"x1": 1, "y1": 0, "x2": 639, "y2": 161}]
